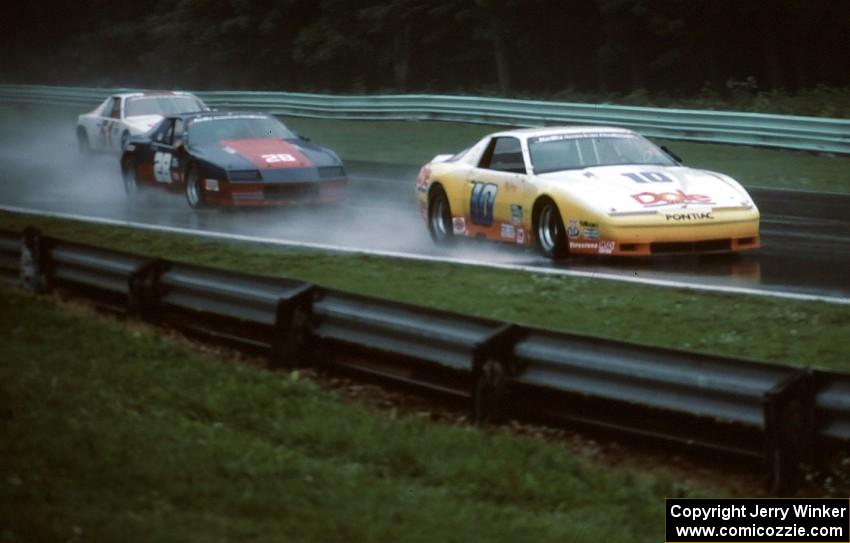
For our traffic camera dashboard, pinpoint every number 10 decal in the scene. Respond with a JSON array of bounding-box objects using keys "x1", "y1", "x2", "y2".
[{"x1": 470, "y1": 182, "x2": 498, "y2": 226}]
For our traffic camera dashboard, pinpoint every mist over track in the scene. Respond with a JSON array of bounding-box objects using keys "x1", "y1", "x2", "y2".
[{"x1": 1, "y1": 115, "x2": 848, "y2": 302}]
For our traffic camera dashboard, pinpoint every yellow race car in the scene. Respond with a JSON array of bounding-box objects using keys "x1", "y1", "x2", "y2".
[{"x1": 416, "y1": 126, "x2": 760, "y2": 258}]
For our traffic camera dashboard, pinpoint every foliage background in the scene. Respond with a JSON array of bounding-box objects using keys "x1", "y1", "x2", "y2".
[{"x1": 4, "y1": 0, "x2": 850, "y2": 116}]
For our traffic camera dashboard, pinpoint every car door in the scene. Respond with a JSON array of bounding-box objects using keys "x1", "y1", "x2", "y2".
[
  {"x1": 149, "y1": 118, "x2": 181, "y2": 186},
  {"x1": 95, "y1": 96, "x2": 121, "y2": 151},
  {"x1": 464, "y1": 136, "x2": 529, "y2": 243}
]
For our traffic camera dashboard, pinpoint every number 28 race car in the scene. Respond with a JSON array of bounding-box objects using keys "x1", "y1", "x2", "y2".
[
  {"x1": 77, "y1": 91, "x2": 208, "y2": 153},
  {"x1": 120, "y1": 112, "x2": 347, "y2": 208},
  {"x1": 416, "y1": 126, "x2": 759, "y2": 258}
]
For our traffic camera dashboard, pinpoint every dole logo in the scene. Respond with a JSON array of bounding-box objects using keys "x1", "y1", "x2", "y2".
[{"x1": 631, "y1": 190, "x2": 714, "y2": 207}]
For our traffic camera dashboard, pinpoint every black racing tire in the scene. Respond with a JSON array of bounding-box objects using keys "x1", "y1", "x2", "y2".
[
  {"x1": 77, "y1": 128, "x2": 91, "y2": 155},
  {"x1": 534, "y1": 198, "x2": 569, "y2": 259},
  {"x1": 427, "y1": 185, "x2": 454, "y2": 245},
  {"x1": 184, "y1": 164, "x2": 207, "y2": 209},
  {"x1": 120, "y1": 130, "x2": 130, "y2": 150},
  {"x1": 122, "y1": 156, "x2": 139, "y2": 200}
]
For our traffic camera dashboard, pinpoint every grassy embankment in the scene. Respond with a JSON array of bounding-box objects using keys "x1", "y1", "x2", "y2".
[
  {"x1": 5, "y1": 102, "x2": 850, "y2": 194},
  {"x1": 1, "y1": 285, "x2": 689, "y2": 543},
  {"x1": 1, "y1": 210, "x2": 848, "y2": 373}
]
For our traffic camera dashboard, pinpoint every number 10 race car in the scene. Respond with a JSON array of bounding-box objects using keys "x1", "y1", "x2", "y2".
[
  {"x1": 416, "y1": 126, "x2": 759, "y2": 258},
  {"x1": 120, "y1": 112, "x2": 347, "y2": 208}
]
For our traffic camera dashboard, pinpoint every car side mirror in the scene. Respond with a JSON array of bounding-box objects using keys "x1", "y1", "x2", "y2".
[
  {"x1": 661, "y1": 145, "x2": 682, "y2": 163},
  {"x1": 296, "y1": 132, "x2": 310, "y2": 142}
]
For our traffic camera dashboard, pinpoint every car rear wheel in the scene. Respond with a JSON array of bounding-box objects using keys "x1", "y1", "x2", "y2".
[
  {"x1": 535, "y1": 199, "x2": 568, "y2": 259},
  {"x1": 185, "y1": 165, "x2": 207, "y2": 209},
  {"x1": 427, "y1": 185, "x2": 454, "y2": 245},
  {"x1": 122, "y1": 157, "x2": 138, "y2": 200}
]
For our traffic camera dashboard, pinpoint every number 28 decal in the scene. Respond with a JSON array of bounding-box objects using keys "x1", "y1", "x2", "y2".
[
  {"x1": 621, "y1": 172, "x2": 673, "y2": 183},
  {"x1": 470, "y1": 182, "x2": 498, "y2": 226}
]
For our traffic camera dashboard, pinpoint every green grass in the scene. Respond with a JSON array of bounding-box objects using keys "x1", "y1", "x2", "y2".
[
  {"x1": 0, "y1": 285, "x2": 693, "y2": 542},
  {"x1": 5, "y1": 102, "x2": 850, "y2": 193},
  {"x1": 1, "y1": 210, "x2": 848, "y2": 373}
]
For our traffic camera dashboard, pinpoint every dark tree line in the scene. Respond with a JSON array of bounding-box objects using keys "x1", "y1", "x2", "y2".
[{"x1": 3, "y1": 0, "x2": 849, "y2": 98}]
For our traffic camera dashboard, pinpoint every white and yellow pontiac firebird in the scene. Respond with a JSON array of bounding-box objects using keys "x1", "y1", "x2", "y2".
[{"x1": 415, "y1": 126, "x2": 760, "y2": 258}]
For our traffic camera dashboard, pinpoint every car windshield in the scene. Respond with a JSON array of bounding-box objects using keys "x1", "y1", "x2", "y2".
[
  {"x1": 528, "y1": 133, "x2": 675, "y2": 174},
  {"x1": 187, "y1": 116, "x2": 296, "y2": 145},
  {"x1": 125, "y1": 96, "x2": 205, "y2": 117}
]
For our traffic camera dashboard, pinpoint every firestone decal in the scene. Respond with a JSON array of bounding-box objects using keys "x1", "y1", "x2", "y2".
[
  {"x1": 569, "y1": 241, "x2": 598, "y2": 250},
  {"x1": 631, "y1": 190, "x2": 714, "y2": 207}
]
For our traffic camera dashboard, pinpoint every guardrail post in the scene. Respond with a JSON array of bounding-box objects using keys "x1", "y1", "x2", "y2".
[
  {"x1": 127, "y1": 258, "x2": 170, "y2": 321},
  {"x1": 270, "y1": 284, "x2": 317, "y2": 370},
  {"x1": 472, "y1": 324, "x2": 525, "y2": 425},
  {"x1": 20, "y1": 227, "x2": 49, "y2": 293},
  {"x1": 763, "y1": 369, "x2": 814, "y2": 494}
]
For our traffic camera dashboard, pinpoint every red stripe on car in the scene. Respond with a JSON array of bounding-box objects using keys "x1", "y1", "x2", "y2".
[{"x1": 220, "y1": 139, "x2": 313, "y2": 170}]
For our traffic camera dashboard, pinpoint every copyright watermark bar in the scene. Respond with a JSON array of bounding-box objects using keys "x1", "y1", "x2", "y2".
[{"x1": 666, "y1": 499, "x2": 849, "y2": 542}]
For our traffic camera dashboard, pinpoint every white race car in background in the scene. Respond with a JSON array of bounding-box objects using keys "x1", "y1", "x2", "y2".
[{"x1": 76, "y1": 91, "x2": 208, "y2": 153}]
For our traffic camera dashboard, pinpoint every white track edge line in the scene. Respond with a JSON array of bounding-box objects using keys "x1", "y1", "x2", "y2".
[{"x1": 2, "y1": 203, "x2": 848, "y2": 306}]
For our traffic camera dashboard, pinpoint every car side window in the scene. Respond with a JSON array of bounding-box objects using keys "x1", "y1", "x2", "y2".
[
  {"x1": 478, "y1": 137, "x2": 526, "y2": 174},
  {"x1": 96, "y1": 98, "x2": 111, "y2": 116},
  {"x1": 108, "y1": 97, "x2": 121, "y2": 119},
  {"x1": 162, "y1": 119, "x2": 175, "y2": 145},
  {"x1": 171, "y1": 119, "x2": 185, "y2": 145},
  {"x1": 153, "y1": 119, "x2": 174, "y2": 143}
]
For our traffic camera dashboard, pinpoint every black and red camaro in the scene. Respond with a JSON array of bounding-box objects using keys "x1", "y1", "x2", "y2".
[{"x1": 120, "y1": 112, "x2": 347, "y2": 208}]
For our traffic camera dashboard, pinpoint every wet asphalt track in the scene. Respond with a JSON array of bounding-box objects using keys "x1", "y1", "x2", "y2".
[{"x1": 1, "y1": 116, "x2": 849, "y2": 301}]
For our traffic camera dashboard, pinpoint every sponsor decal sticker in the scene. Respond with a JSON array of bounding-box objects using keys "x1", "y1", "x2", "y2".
[
  {"x1": 510, "y1": 204, "x2": 523, "y2": 225},
  {"x1": 500, "y1": 224, "x2": 516, "y2": 239},
  {"x1": 516, "y1": 228, "x2": 525, "y2": 244},
  {"x1": 569, "y1": 241, "x2": 598, "y2": 250},
  {"x1": 664, "y1": 212, "x2": 715, "y2": 221},
  {"x1": 452, "y1": 217, "x2": 466, "y2": 235},
  {"x1": 598, "y1": 241, "x2": 616, "y2": 254},
  {"x1": 631, "y1": 190, "x2": 714, "y2": 207},
  {"x1": 567, "y1": 219, "x2": 580, "y2": 238},
  {"x1": 416, "y1": 166, "x2": 431, "y2": 193},
  {"x1": 621, "y1": 171, "x2": 674, "y2": 184},
  {"x1": 580, "y1": 220, "x2": 599, "y2": 240},
  {"x1": 470, "y1": 182, "x2": 498, "y2": 226},
  {"x1": 532, "y1": 132, "x2": 630, "y2": 144},
  {"x1": 262, "y1": 153, "x2": 297, "y2": 163}
]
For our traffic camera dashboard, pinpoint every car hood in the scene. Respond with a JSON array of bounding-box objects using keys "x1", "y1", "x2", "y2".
[
  {"x1": 189, "y1": 138, "x2": 344, "y2": 181},
  {"x1": 536, "y1": 165, "x2": 755, "y2": 215},
  {"x1": 124, "y1": 114, "x2": 164, "y2": 133}
]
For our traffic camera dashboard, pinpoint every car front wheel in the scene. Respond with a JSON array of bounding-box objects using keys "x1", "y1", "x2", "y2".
[
  {"x1": 185, "y1": 165, "x2": 207, "y2": 209},
  {"x1": 122, "y1": 157, "x2": 138, "y2": 200},
  {"x1": 535, "y1": 199, "x2": 568, "y2": 259},
  {"x1": 427, "y1": 186, "x2": 454, "y2": 245}
]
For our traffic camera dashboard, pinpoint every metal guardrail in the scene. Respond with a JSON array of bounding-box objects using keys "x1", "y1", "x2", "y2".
[
  {"x1": 3, "y1": 227, "x2": 848, "y2": 493},
  {"x1": 1, "y1": 84, "x2": 849, "y2": 155}
]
